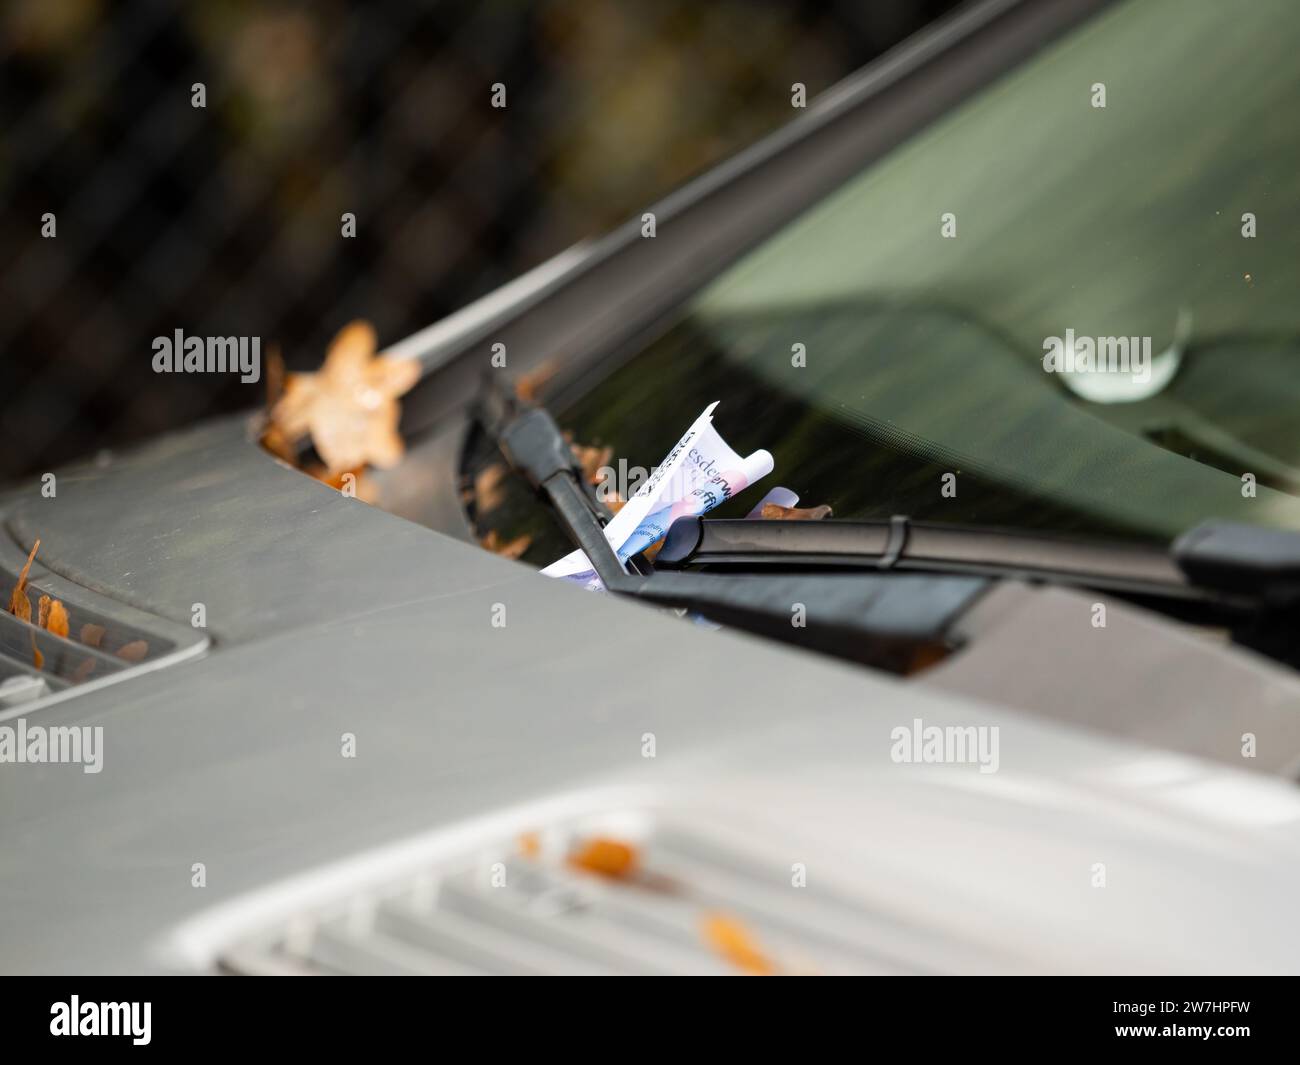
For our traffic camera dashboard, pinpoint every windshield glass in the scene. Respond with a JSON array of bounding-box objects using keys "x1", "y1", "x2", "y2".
[{"x1": 546, "y1": 0, "x2": 1300, "y2": 546}]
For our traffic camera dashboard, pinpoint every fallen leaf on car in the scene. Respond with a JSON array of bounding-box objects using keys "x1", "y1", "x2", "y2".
[
  {"x1": 567, "y1": 836, "x2": 639, "y2": 880},
  {"x1": 570, "y1": 441, "x2": 612, "y2": 486},
  {"x1": 303, "y1": 463, "x2": 375, "y2": 503},
  {"x1": 261, "y1": 422, "x2": 296, "y2": 464},
  {"x1": 6, "y1": 538, "x2": 40, "y2": 623},
  {"x1": 116, "y1": 640, "x2": 149, "y2": 663},
  {"x1": 474, "y1": 463, "x2": 509, "y2": 514},
  {"x1": 36, "y1": 595, "x2": 69, "y2": 638},
  {"x1": 480, "y1": 530, "x2": 531, "y2": 559},
  {"x1": 701, "y1": 913, "x2": 777, "y2": 975},
  {"x1": 265, "y1": 320, "x2": 420, "y2": 475},
  {"x1": 514, "y1": 359, "x2": 561, "y2": 404},
  {"x1": 264, "y1": 343, "x2": 285, "y2": 408},
  {"x1": 43, "y1": 598, "x2": 69, "y2": 639},
  {"x1": 761, "y1": 502, "x2": 833, "y2": 521}
]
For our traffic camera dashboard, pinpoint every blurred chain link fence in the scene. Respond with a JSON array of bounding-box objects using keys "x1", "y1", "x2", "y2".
[{"x1": 0, "y1": 0, "x2": 956, "y2": 482}]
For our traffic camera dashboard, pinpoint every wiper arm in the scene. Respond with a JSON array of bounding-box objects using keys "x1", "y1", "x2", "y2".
[{"x1": 478, "y1": 384, "x2": 636, "y2": 592}]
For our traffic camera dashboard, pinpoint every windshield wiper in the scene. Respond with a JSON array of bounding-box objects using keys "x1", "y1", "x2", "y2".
[
  {"x1": 477, "y1": 384, "x2": 1300, "y2": 670},
  {"x1": 475, "y1": 385, "x2": 991, "y2": 669},
  {"x1": 654, "y1": 514, "x2": 1300, "y2": 608}
]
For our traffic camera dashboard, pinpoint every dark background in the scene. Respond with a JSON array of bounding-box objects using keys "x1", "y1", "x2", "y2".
[{"x1": 0, "y1": 0, "x2": 958, "y2": 482}]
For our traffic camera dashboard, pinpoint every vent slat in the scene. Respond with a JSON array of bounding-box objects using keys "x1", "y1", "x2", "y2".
[
  {"x1": 646, "y1": 837, "x2": 945, "y2": 972},
  {"x1": 215, "y1": 814, "x2": 984, "y2": 975},
  {"x1": 439, "y1": 877, "x2": 730, "y2": 975},
  {"x1": 515, "y1": 865, "x2": 891, "y2": 975},
  {"x1": 377, "y1": 902, "x2": 618, "y2": 976},
  {"x1": 304, "y1": 923, "x2": 484, "y2": 976}
]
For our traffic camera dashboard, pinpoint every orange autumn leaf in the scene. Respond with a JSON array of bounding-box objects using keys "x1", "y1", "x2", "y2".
[
  {"x1": 266, "y1": 320, "x2": 420, "y2": 475},
  {"x1": 760, "y1": 502, "x2": 833, "y2": 521},
  {"x1": 567, "y1": 837, "x2": 639, "y2": 880},
  {"x1": 474, "y1": 463, "x2": 509, "y2": 513},
  {"x1": 304, "y1": 464, "x2": 376, "y2": 503},
  {"x1": 33, "y1": 595, "x2": 69, "y2": 670},
  {"x1": 44, "y1": 599, "x2": 69, "y2": 639},
  {"x1": 7, "y1": 538, "x2": 39, "y2": 623},
  {"x1": 700, "y1": 913, "x2": 777, "y2": 976},
  {"x1": 264, "y1": 343, "x2": 285, "y2": 407},
  {"x1": 514, "y1": 359, "x2": 561, "y2": 404},
  {"x1": 570, "y1": 442, "x2": 612, "y2": 486},
  {"x1": 261, "y1": 423, "x2": 296, "y2": 464}
]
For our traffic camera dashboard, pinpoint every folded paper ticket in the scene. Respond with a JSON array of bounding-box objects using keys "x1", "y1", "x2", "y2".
[{"x1": 542, "y1": 401, "x2": 773, "y2": 589}]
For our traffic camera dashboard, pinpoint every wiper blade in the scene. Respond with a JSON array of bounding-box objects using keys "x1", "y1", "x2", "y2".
[
  {"x1": 479, "y1": 382, "x2": 1297, "y2": 613},
  {"x1": 656, "y1": 514, "x2": 1268, "y2": 605},
  {"x1": 477, "y1": 389, "x2": 1299, "y2": 670}
]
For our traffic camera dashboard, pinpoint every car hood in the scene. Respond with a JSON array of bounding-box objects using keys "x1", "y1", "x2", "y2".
[{"x1": 2, "y1": 415, "x2": 1300, "y2": 973}]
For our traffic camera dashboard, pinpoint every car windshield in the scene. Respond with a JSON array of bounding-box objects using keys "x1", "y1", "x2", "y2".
[{"x1": 546, "y1": 0, "x2": 1300, "y2": 546}]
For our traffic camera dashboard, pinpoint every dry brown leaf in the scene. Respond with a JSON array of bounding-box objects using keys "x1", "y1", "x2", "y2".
[
  {"x1": 568, "y1": 837, "x2": 639, "y2": 880},
  {"x1": 80, "y1": 623, "x2": 106, "y2": 648},
  {"x1": 570, "y1": 442, "x2": 612, "y2": 486},
  {"x1": 480, "y1": 530, "x2": 531, "y2": 560},
  {"x1": 264, "y1": 343, "x2": 285, "y2": 407},
  {"x1": 38, "y1": 594, "x2": 71, "y2": 639},
  {"x1": 514, "y1": 359, "x2": 561, "y2": 404},
  {"x1": 760, "y1": 502, "x2": 833, "y2": 521},
  {"x1": 260, "y1": 423, "x2": 296, "y2": 463},
  {"x1": 303, "y1": 463, "x2": 376, "y2": 503},
  {"x1": 116, "y1": 640, "x2": 149, "y2": 663},
  {"x1": 44, "y1": 599, "x2": 69, "y2": 639},
  {"x1": 7, "y1": 538, "x2": 39, "y2": 623},
  {"x1": 701, "y1": 913, "x2": 776, "y2": 976},
  {"x1": 474, "y1": 463, "x2": 508, "y2": 514},
  {"x1": 266, "y1": 320, "x2": 420, "y2": 475}
]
